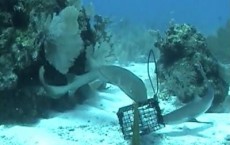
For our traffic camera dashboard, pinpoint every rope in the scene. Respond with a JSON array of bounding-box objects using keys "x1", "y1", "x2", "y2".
[{"x1": 147, "y1": 49, "x2": 159, "y2": 100}]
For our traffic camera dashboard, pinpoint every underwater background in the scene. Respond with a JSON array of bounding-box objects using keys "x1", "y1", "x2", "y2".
[
  {"x1": 83, "y1": 0, "x2": 230, "y2": 35},
  {"x1": 0, "y1": 0, "x2": 230, "y2": 144}
]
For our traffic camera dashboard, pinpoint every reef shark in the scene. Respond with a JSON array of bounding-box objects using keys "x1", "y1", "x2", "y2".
[
  {"x1": 39, "y1": 66, "x2": 98, "y2": 99},
  {"x1": 39, "y1": 65, "x2": 148, "y2": 102},
  {"x1": 163, "y1": 64, "x2": 215, "y2": 124},
  {"x1": 39, "y1": 63, "x2": 214, "y2": 125},
  {"x1": 163, "y1": 84, "x2": 214, "y2": 124}
]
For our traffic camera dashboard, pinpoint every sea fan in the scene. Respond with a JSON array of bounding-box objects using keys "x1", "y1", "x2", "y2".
[{"x1": 44, "y1": 6, "x2": 83, "y2": 74}]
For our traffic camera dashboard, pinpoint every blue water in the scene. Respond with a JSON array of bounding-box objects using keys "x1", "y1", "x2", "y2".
[{"x1": 83, "y1": 0, "x2": 230, "y2": 35}]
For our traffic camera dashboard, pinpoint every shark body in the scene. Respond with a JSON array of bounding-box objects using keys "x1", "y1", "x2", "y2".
[
  {"x1": 98, "y1": 65, "x2": 147, "y2": 102},
  {"x1": 163, "y1": 64, "x2": 215, "y2": 125},
  {"x1": 39, "y1": 65, "x2": 147, "y2": 102},
  {"x1": 39, "y1": 66, "x2": 99, "y2": 99},
  {"x1": 163, "y1": 84, "x2": 214, "y2": 124}
]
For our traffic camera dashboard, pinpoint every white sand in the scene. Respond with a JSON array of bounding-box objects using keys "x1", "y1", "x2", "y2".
[{"x1": 0, "y1": 63, "x2": 230, "y2": 145}]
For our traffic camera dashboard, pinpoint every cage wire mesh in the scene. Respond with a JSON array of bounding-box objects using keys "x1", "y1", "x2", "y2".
[{"x1": 117, "y1": 98, "x2": 165, "y2": 140}]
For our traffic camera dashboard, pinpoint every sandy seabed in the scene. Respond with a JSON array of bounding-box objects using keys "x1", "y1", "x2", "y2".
[{"x1": 0, "y1": 63, "x2": 230, "y2": 145}]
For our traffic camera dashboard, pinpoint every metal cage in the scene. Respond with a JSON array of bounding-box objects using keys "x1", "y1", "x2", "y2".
[{"x1": 117, "y1": 98, "x2": 165, "y2": 140}]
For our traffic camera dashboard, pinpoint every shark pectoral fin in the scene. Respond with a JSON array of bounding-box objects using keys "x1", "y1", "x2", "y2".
[
  {"x1": 188, "y1": 118, "x2": 199, "y2": 122},
  {"x1": 89, "y1": 79, "x2": 107, "y2": 90},
  {"x1": 188, "y1": 118, "x2": 213, "y2": 124}
]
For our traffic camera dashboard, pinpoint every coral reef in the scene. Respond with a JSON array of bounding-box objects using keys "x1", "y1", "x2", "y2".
[
  {"x1": 155, "y1": 23, "x2": 229, "y2": 112},
  {"x1": 0, "y1": 0, "x2": 110, "y2": 123}
]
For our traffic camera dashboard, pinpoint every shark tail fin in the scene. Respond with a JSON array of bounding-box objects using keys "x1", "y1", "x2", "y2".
[{"x1": 39, "y1": 66, "x2": 46, "y2": 86}]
